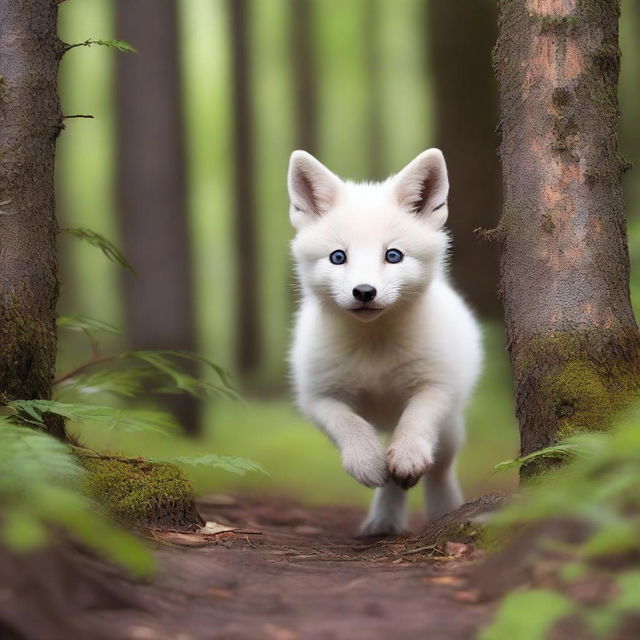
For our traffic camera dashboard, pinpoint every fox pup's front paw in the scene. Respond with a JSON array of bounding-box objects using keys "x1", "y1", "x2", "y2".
[
  {"x1": 341, "y1": 439, "x2": 388, "y2": 488},
  {"x1": 386, "y1": 437, "x2": 433, "y2": 489}
]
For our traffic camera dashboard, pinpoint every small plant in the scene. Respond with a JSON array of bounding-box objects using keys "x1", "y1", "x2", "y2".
[
  {"x1": 1, "y1": 224, "x2": 264, "y2": 574},
  {"x1": 482, "y1": 408, "x2": 640, "y2": 639},
  {"x1": 0, "y1": 417, "x2": 154, "y2": 576}
]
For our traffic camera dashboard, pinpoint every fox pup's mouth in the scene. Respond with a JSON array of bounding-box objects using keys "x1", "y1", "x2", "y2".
[{"x1": 348, "y1": 306, "x2": 385, "y2": 321}]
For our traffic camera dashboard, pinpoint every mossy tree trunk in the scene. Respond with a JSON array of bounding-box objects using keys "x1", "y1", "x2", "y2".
[
  {"x1": 0, "y1": 0, "x2": 64, "y2": 438},
  {"x1": 493, "y1": 0, "x2": 640, "y2": 474},
  {"x1": 428, "y1": 0, "x2": 502, "y2": 319},
  {"x1": 116, "y1": 0, "x2": 200, "y2": 435}
]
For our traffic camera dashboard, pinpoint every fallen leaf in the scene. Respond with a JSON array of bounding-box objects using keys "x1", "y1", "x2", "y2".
[
  {"x1": 152, "y1": 531, "x2": 211, "y2": 547},
  {"x1": 199, "y1": 521, "x2": 238, "y2": 535}
]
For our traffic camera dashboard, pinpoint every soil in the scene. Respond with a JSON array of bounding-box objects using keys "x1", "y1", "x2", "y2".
[{"x1": 87, "y1": 495, "x2": 497, "y2": 640}]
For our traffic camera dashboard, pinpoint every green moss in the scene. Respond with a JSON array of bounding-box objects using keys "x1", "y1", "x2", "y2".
[
  {"x1": 79, "y1": 455, "x2": 201, "y2": 529},
  {"x1": 547, "y1": 360, "x2": 613, "y2": 439},
  {"x1": 516, "y1": 330, "x2": 640, "y2": 442},
  {"x1": 0, "y1": 293, "x2": 56, "y2": 401}
]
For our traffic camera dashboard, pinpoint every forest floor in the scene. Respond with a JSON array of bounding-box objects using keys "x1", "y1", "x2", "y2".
[{"x1": 95, "y1": 495, "x2": 498, "y2": 640}]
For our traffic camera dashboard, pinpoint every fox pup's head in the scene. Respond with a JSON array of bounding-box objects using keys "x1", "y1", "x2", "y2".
[{"x1": 288, "y1": 149, "x2": 450, "y2": 322}]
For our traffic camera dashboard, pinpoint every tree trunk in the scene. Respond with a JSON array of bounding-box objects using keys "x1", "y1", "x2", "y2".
[
  {"x1": 116, "y1": 0, "x2": 200, "y2": 434},
  {"x1": 0, "y1": 0, "x2": 64, "y2": 438},
  {"x1": 290, "y1": 0, "x2": 318, "y2": 157},
  {"x1": 428, "y1": 0, "x2": 502, "y2": 318},
  {"x1": 365, "y1": 0, "x2": 385, "y2": 181},
  {"x1": 493, "y1": 0, "x2": 640, "y2": 475},
  {"x1": 228, "y1": 0, "x2": 261, "y2": 378}
]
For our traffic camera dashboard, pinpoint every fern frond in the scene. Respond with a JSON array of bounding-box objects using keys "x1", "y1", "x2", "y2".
[
  {"x1": 148, "y1": 454, "x2": 268, "y2": 476},
  {"x1": 62, "y1": 227, "x2": 135, "y2": 273},
  {"x1": 8, "y1": 399, "x2": 177, "y2": 435}
]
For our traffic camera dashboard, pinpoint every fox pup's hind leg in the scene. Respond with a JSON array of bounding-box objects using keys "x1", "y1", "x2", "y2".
[
  {"x1": 424, "y1": 411, "x2": 464, "y2": 522},
  {"x1": 359, "y1": 481, "x2": 407, "y2": 537}
]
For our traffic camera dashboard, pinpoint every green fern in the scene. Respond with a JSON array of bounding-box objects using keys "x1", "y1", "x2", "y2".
[
  {"x1": 89, "y1": 39, "x2": 137, "y2": 53},
  {"x1": 0, "y1": 418, "x2": 153, "y2": 575},
  {"x1": 494, "y1": 438, "x2": 592, "y2": 472},
  {"x1": 9, "y1": 399, "x2": 178, "y2": 435},
  {"x1": 54, "y1": 349, "x2": 239, "y2": 403},
  {"x1": 148, "y1": 454, "x2": 268, "y2": 476},
  {"x1": 57, "y1": 314, "x2": 122, "y2": 337},
  {"x1": 67, "y1": 38, "x2": 137, "y2": 53},
  {"x1": 485, "y1": 408, "x2": 640, "y2": 638},
  {"x1": 62, "y1": 227, "x2": 135, "y2": 273}
]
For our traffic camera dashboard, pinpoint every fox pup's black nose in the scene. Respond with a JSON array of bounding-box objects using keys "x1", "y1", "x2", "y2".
[{"x1": 352, "y1": 284, "x2": 377, "y2": 303}]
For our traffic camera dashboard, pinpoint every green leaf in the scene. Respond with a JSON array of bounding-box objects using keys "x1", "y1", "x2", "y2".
[
  {"x1": 480, "y1": 589, "x2": 574, "y2": 640},
  {"x1": 57, "y1": 314, "x2": 122, "y2": 336},
  {"x1": 89, "y1": 39, "x2": 137, "y2": 53},
  {"x1": 62, "y1": 227, "x2": 135, "y2": 273},
  {"x1": 579, "y1": 520, "x2": 638, "y2": 557},
  {"x1": 494, "y1": 441, "x2": 588, "y2": 472},
  {"x1": 0, "y1": 418, "x2": 154, "y2": 576},
  {"x1": 126, "y1": 350, "x2": 240, "y2": 402},
  {"x1": 1, "y1": 507, "x2": 49, "y2": 552},
  {"x1": 55, "y1": 367, "x2": 154, "y2": 399},
  {"x1": 8, "y1": 399, "x2": 177, "y2": 435},
  {"x1": 148, "y1": 454, "x2": 268, "y2": 476}
]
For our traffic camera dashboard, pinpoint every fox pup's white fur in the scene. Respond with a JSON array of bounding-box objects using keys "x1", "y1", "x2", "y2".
[{"x1": 288, "y1": 149, "x2": 482, "y2": 536}]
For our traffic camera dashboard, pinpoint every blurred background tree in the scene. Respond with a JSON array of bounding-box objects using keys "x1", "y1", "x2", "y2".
[
  {"x1": 115, "y1": 0, "x2": 200, "y2": 434},
  {"x1": 54, "y1": 0, "x2": 640, "y2": 509}
]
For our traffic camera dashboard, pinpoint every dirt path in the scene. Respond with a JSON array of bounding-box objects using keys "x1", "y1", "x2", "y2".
[{"x1": 95, "y1": 496, "x2": 495, "y2": 640}]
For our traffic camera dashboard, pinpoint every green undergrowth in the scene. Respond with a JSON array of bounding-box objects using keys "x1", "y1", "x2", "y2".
[
  {"x1": 482, "y1": 406, "x2": 640, "y2": 639},
  {"x1": 1, "y1": 227, "x2": 264, "y2": 573}
]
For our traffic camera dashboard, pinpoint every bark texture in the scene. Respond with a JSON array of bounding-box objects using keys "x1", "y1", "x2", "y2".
[
  {"x1": 116, "y1": 0, "x2": 200, "y2": 433},
  {"x1": 0, "y1": 0, "x2": 64, "y2": 437},
  {"x1": 429, "y1": 0, "x2": 502, "y2": 318},
  {"x1": 493, "y1": 0, "x2": 640, "y2": 473},
  {"x1": 228, "y1": 0, "x2": 261, "y2": 378}
]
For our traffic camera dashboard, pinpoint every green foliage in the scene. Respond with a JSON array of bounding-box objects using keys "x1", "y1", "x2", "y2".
[
  {"x1": 57, "y1": 314, "x2": 122, "y2": 337},
  {"x1": 480, "y1": 589, "x2": 575, "y2": 640},
  {"x1": 8, "y1": 399, "x2": 178, "y2": 436},
  {"x1": 62, "y1": 227, "x2": 136, "y2": 273},
  {"x1": 148, "y1": 454, "x2": 268, "y2": 476},
  {"x1": 494, "y1": 438, "x2": 591, "y2": 472},
  {"x1": 55, "y1": 349, "x2": 240, "y2": 403},
  {"x1": 0, "y1": 418, "x2": 153, "y2": 576},
  {"x1": 485, "y1": 408, "x2": 640, "y2": 637},
  {"x1": 89, "y1": 39, "x2": 137, "y2": 53},
  {"x1": 125, "y1": 350, "x2": 239, "y2": 401},
  {"x1": 67, "y1": 38, "x2": 137, "y2": 53}
]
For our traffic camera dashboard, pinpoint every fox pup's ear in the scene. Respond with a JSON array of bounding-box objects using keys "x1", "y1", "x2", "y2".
[
  {"x1": 393, "y1": 149, "x2": 449, "y2": 228},
  {"x1": 288, "y1": 151, "x2": 343, "y2": 228}
]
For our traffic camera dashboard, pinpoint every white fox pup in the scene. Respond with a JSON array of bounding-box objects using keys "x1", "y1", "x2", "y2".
[{"x1": 288, "y1": 149, "x2": 482, "y2": 536}]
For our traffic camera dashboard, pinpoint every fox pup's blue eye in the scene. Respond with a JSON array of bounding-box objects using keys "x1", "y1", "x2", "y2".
[
  {"x1": 329, "y1": 250, "x2": 347, "y2": 265},
  {"x1": 385, "y1": 248, "x2": 404, "y2": 264}
]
